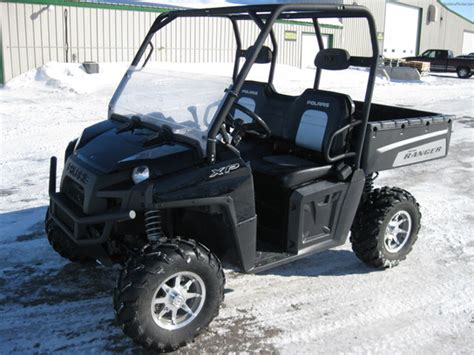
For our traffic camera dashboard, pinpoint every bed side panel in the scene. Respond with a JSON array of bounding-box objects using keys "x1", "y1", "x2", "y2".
[{"x1": 362, "y1": 115, "x2": 453, "y2": 173}]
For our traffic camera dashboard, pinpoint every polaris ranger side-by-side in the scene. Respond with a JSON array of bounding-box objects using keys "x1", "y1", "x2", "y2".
[{"x1": 46, "y1": 4, "x2": 453, "y2": 351}]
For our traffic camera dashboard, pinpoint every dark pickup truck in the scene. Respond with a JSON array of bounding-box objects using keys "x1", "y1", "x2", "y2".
[{"x1": 404, "y1": 49, "x2": 474, "y2": 78}]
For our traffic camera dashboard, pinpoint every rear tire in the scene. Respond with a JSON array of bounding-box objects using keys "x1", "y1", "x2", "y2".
[
  {"x1": 45, "y1": 208, "x2": 93, "y2": 263},
  {"x1": 114, "y1": 239, "x2": 225, "y2": 352},
  {"x1": 456, "y1": 67, "x2": 471, "y2": 78},
  {"x1": 350, "y1": 187, "x2": 421, "y2": 268}
]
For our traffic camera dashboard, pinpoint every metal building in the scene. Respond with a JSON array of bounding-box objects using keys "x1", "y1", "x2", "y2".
[
  {"x1": 0, "y1": 0, "x2": 473, "y2": 84},
  {"x1": 340, "y1": 0, "x2": 474, "y2": 58},
  {"x1": 0, "y1": 0, "x2": 345, "y2": 84}
]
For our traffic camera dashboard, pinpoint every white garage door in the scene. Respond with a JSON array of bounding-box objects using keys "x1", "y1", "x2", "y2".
[
  {"x1": 462, "y1": 31, "x2": 474, "y2": 55},
  {"x1": 383, "y1": 3, "x2": 421, "y2": 58},
  {"x1": 301, "y1": 33, "x2": 329, "y2": 69}
]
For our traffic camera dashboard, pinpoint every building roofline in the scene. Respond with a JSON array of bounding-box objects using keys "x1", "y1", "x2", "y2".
[
  {"x1": 437, "y1": 0, "x2": 474, "y2": 25},
  {"x1": 3, "y1": 0, "x2": 343, "y2": 28},
  {"x1": 2, "y1": 0, "x2": 174, "y2": 13}
]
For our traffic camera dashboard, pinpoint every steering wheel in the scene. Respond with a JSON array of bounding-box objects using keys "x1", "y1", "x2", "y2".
[{"x1": 225, "y1": 102, "x2": 271, "y2": 146}]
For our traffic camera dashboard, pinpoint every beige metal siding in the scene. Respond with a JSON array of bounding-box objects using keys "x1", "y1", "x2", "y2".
[
  {"x1": 0, "y1": 2, "x2": 162, "y2": 82},
  {"x1": 340, "y1": 0, "x2": 474, "y2": 57},
  {"x1": 2, "y1": 1, "x2": 472, "y2": 84},
  {"x1": 347, "y1": 0, "x2": 474, "y2": 57},
  {"x1": 0, "y1": 2, "x2": 342, "y2": 83},
  {"x1": 273, "y1": 22, "x2": 342, "y2": 68},
  {"x1": 341, "y1": 0, "x2": 386, "y2": 57}
]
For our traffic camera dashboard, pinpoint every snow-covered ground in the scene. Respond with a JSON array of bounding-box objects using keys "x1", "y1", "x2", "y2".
[{"x1": 0, "y1": 62, "x2": 473, "y2": 353}]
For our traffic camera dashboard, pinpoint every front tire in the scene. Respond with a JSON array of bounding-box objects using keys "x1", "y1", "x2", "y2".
[
  {"x1": 350, "y1": 187, "x2": 421, "y2": 268},
  {"x1": 114, "y1": 239, "x2": 225, "y2": 352}
]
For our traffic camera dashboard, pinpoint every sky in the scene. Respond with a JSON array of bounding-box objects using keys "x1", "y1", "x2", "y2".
[
  {"x1": 440, "y1": 0, "x2": 474, "y2": 21},
  {"x1": 101, "y1": 0, "x2": 474, "y2": 22}
]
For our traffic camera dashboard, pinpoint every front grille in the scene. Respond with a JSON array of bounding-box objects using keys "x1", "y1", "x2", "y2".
[
  {"x1": 56, "y1": 206, "x2": 75, "y2": 233},
  {"x1": 62, "y1": 176, "x2": 85, "y2": 207}
]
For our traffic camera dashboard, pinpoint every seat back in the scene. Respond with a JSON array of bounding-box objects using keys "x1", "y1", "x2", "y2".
[
  {"x1": 234, "y1": 81, "x2": 269, "y2": 123},
  {"x1": 287, "y1": 89, "x2": 354, "y2": 156},
  {"x1": 236, "y1": 82, "x2": 354, "y2": 157},
  {"x1": 235, "y1": 81, "x2": 293, "y2": 137}
]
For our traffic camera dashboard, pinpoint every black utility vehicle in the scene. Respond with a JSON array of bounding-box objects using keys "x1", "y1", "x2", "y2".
[
  {"x1": 46, "y1": 4, "x2": 453, "y2": 351},
  {"x1": 404, "y1": 49, "x2": 474, "y2": 78}
]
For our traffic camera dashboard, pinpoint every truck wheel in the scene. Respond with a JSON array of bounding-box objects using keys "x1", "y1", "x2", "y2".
[
  {"x1": 456, "y1": 67, "x2": 471, "y2": 78},
  {"x1": 350, "y1": 187, "x2": 421, "y2": 268},
  {"x1": 114, "y1": 239, "x2": 225, "y2": 352},
  {"x1": 45, "y1": 208, "x2": 93, "y2": 263}
]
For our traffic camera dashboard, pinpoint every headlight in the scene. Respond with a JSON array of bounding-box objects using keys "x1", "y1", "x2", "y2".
[{"x1": 132, "y1": 166, "x2": 150, "y2": 184}]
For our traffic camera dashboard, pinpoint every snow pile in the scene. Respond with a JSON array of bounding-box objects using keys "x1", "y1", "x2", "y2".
[
  {"x1": 5, "y1": 62, "x2": 128, "y2": 94},
  {"x1": 0, "y1": 60, "x2": 423, "y2": 100}
]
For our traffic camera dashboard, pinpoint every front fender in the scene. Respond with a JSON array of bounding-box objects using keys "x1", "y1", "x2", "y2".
[{"x1": 152, "y1": 196, "x2": 257, "y2": 272}]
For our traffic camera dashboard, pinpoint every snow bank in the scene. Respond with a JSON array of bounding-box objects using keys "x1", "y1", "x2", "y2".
[
  {"x1": 2, "y1": 60, "x2": 444, "y2": 100},
  {"x1": 5, "y1": 62, "x2": 128, "y2": 94}
]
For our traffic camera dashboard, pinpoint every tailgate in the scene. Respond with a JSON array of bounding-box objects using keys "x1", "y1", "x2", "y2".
[{"x1": 361, "y1": 115, "x2": 453, "y2": 174}]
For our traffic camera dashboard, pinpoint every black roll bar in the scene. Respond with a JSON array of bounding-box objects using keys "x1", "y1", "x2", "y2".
[
  {"x1": 230, "y1": 18, "x2": 242, "y2": 82},
  {"x1": 248, "y1": 11, "x2": 278, "y2": 85},
  {"x1": 207, "y1": 4, "x2": 379, "y2": 168},
  {"x1": 112, "y1": 4, "x2": 379, "y2": 169},
  {"x1": 313, "y1": 18, "x2": 324, "y2": 90}
]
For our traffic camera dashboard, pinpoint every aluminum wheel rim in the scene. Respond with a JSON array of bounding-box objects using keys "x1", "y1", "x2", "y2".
[
  {"x1": 459, "y1": 68, "x2": 468, "y2": 77},
  {"x1": 150, "y1": 271, "x2": 206, "y2": 330},
  {"x1": 384, "y1": 210, "x2": 412, "y2": 253}
]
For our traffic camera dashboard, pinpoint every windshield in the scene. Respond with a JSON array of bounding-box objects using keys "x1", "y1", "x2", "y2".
[
  {"x1": 110, "y1": 17, "x2": 235, "y2": 154},
  {"x1": 112, "y1": 65, "x2": 232, "y2": 152}
]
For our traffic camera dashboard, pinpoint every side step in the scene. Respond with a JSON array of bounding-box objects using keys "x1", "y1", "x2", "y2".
[
  {"x1": 251, "y1": 238, "x2": 339, "y2": 274},
  {"x1": 254, "y1": 250, "x2": 293, "y2": 269}
]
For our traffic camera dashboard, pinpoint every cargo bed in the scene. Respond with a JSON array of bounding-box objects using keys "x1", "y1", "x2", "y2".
[{"x1": 355, "y1": 102, "x2": 453, "y2": 174}]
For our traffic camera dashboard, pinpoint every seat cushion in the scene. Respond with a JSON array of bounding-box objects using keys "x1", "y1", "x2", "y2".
[
  {"x1": 281, "y1": 165, "x2": 332, "y2": 187},
  {"x1": 262, "y1": 154, "x2": 314, "y2": 167},
  {"x1": 251, "y1": 154, "x2": 332, "y2": 188}
]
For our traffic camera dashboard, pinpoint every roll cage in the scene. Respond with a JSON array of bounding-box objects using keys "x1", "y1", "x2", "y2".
[{"x1": 110, "y1": 4, "x2": 379, "y2": 170}]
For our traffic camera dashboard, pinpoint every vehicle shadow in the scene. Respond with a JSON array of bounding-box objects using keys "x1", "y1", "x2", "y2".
[
  {"x1": 258, "y1": 249, "x2": 380, "y2": 278},
  {"x1": 429, "y1": 73, "x2": 466, "y2": 79},
  {"x1": 0, "y1": 205, "x2": 118, "y2": 307}
]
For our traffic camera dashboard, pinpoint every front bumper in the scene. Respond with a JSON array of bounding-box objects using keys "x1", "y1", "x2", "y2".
[{"x1": 48, "y1": 156, "x2": 136, "y2": 246}]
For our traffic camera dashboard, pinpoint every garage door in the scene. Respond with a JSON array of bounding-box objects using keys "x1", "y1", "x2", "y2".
[
  {"x1": 301, "y1": 33, "x2": 330, "y2": 69},
  {"x1": 383, "y1": 3, "x2": 421, "y2": 58},
  {"x1": 462, "y1": 31, "x2": 474, "y2": 55}
]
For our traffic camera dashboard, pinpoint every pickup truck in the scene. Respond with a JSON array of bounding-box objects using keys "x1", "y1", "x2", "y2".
[{"x1": 404, "y1": 49, "x2": 474, "y2": 78}]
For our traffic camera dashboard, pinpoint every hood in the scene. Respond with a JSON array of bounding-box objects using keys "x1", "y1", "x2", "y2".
[{"x1": 74, "y1": 120, "x2": 199, "y2": 174}]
